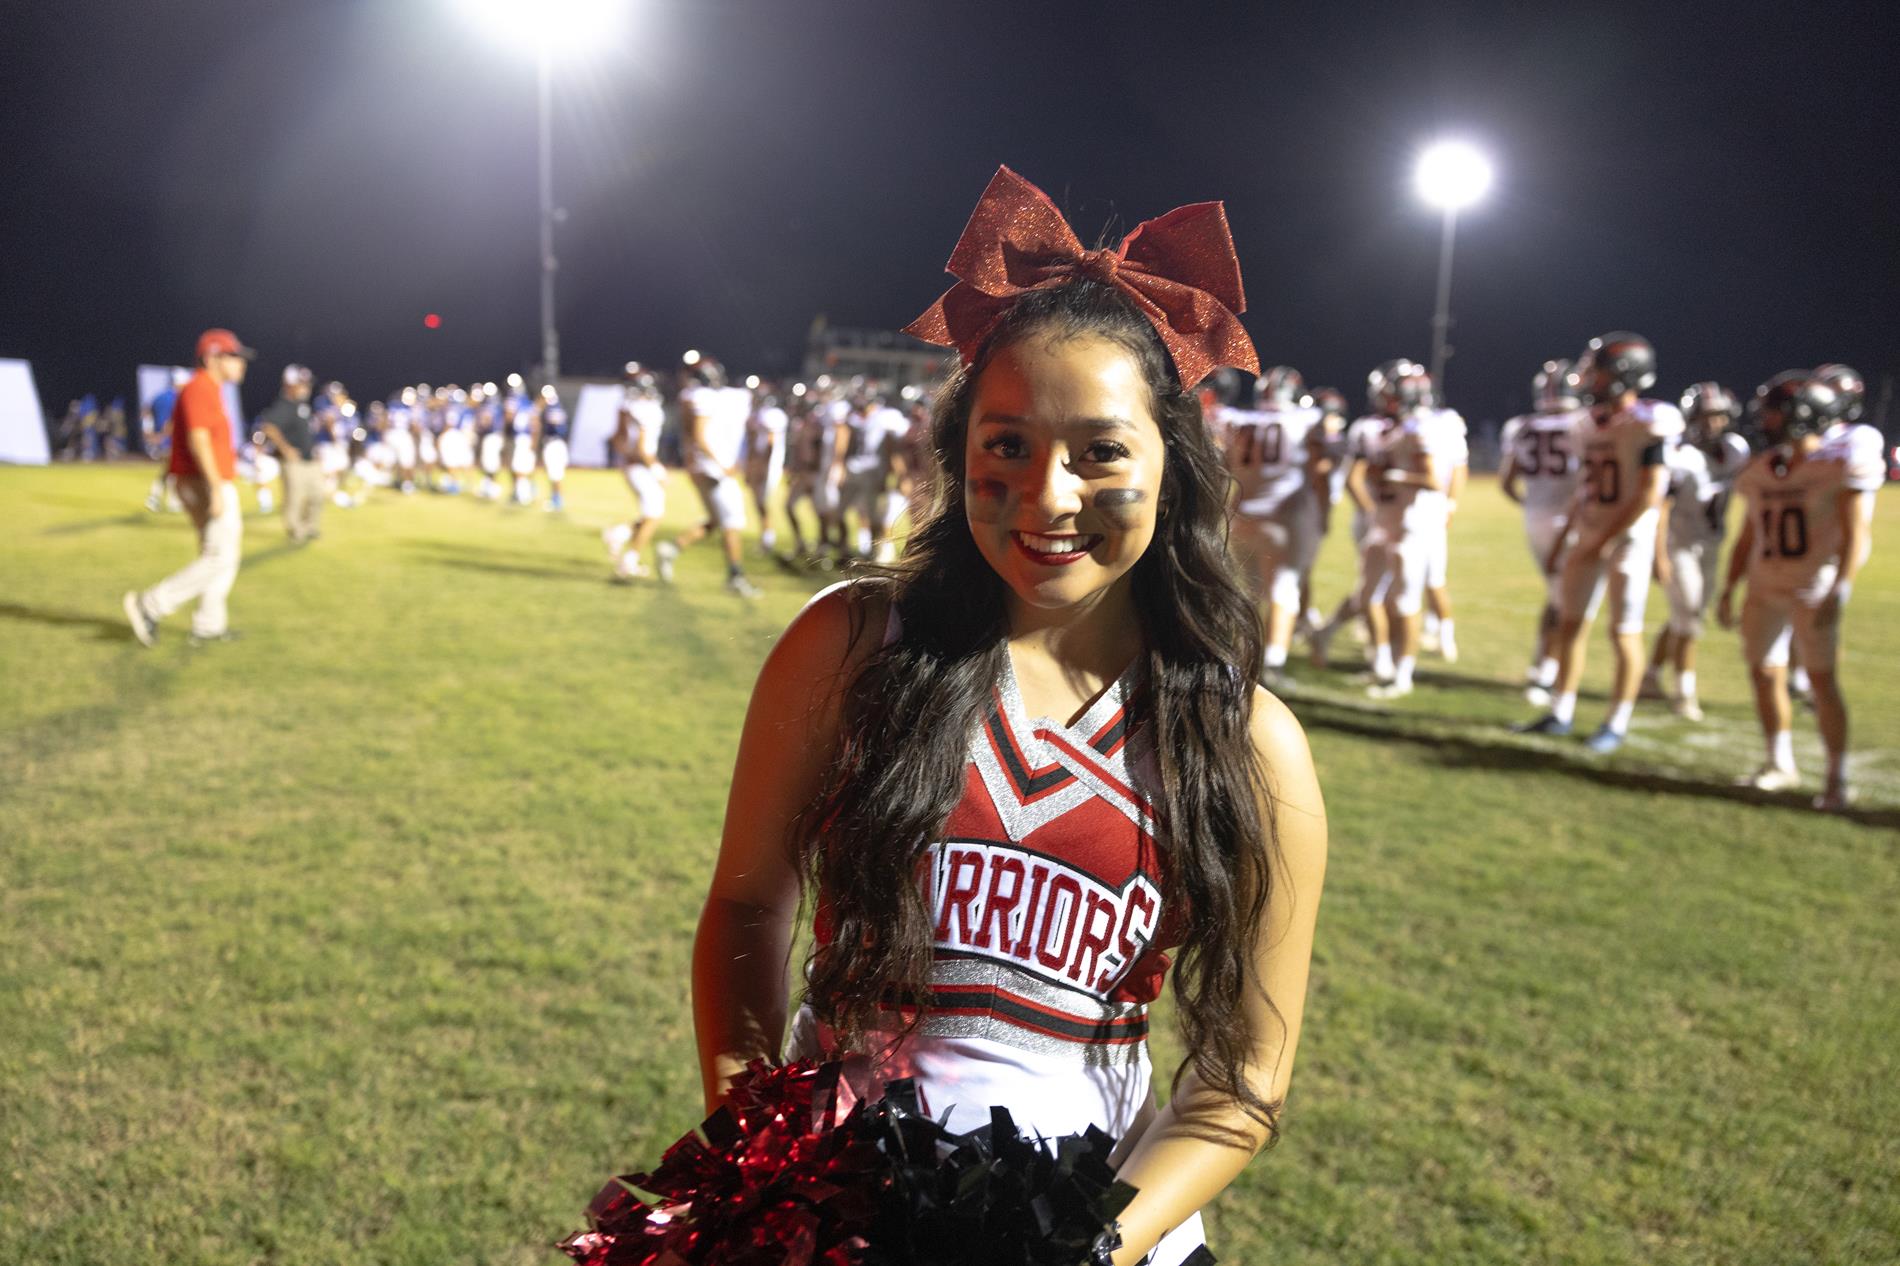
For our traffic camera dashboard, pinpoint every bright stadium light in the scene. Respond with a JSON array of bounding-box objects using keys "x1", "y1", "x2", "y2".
[
  {"x1": 791, "y1": 383, "x2": 807, "y2": 397},
  {"x1": 1413, "y1": 138, "x2": 1496, "y2": 398},
  {"x1": 744, "y1": 374, "x2": 760, "y2": 390},
  {"x1": 455, "y1": 0, "x2": 626, "y2": 56},
  {"x1": 682, "y1": 349, "x2": 701, "y2": 366},
  {"x1": 1414, "y1": 140, "x2": 1493, "y2": 211},
  {"x1": 451, "y1": 0, "x2": 629, "y2": 385}
]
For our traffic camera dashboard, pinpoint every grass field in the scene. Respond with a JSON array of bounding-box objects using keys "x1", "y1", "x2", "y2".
[{"x1": 3, "y1": 462, "x2": 1897, "y2": 1265}]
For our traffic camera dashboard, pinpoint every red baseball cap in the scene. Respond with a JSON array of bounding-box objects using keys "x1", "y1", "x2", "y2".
[{"x1": 196, "y1": 328, "x2": 257, "y2": 361}]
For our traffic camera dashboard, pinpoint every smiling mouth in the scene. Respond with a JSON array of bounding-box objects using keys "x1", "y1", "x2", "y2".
[{"x1": 1011, "y1": 530, "x2": 1102, "y2": 565}]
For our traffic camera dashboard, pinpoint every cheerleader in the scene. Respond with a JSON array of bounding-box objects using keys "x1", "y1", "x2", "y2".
[{"x1": 693, "y1": 168, "x2": 1326, "y2": 1266}]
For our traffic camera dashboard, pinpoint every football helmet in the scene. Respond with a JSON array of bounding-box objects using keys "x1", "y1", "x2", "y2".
[
  {"x1": 1574, "y1": 332, "x2": 1656, "y2": 402},
  {"x1": 1310, "y1": 387, "x2": 1348, "y2": 419},
  {"x1": 1679, "y1": 381, "x2": 1739, "y2": 422},
  {"x1": 1749, "y1": 371, "x2": 1839, "y2": 442},
  {"x1": 1256, "y1": 365, "x2": 1305, "y2": 408},
  {"x1": 1812, "y1": 363, "x2": 1865, "y2": 424},
  {"x1": 1366, "y1": 359, "x2": 1431, "y2": 417},
  {"x1": 1533, "y1": 358, "x2": 1580, "y2": 411}
]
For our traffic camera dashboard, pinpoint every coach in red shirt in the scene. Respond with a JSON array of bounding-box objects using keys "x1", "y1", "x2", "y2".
[{"x1": 125, "y1": 328, "x2": 254, "y2": 647}]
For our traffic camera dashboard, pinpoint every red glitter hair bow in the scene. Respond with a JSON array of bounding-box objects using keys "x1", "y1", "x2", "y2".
[{"x1": 903, "y1": 165, "x2": 1260, "y2": 388}]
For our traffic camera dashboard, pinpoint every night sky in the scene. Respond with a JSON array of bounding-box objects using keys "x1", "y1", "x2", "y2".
[{"x1": 5, "y1": 0, "x2": 1897, "y2": 428}]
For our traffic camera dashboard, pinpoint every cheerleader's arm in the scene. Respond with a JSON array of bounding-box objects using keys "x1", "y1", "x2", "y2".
[
  {"x1": 1108, "y1": 688, "x2": 1329, "y2": 1263},
  {"x1": 691, "y1": 583, "x2": 882, "y2": 1112}
]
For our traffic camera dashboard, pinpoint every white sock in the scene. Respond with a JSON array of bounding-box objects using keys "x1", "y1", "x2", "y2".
[
  {"x1": 1424, "y1": 613, "x2": 1440, "y2": 638},
  {"x1": 1394, "y1": 655, "x2": 1416, "y2": 688},
  {"x1": 1552, "y1": 691, "x2": 1577, "y2": 725},
  {"x1": 1607, "y1": 700, "x2": 1634, "y2": 734},
  {"x1": 1769, "y1": 730, "x2": 1794, "y2": 770},
  {"x1": 1535, "y1": 657, "x2": 1558, "y2": 687},
  {"x1": 1439, "y1": 620, "x2": 1456, "y2": 653},
  {"x1": 1790, "y1": 666, "x2": 1811, "y2": 693},
  {"x1": 1264, "y1": 643, "x2": 1288, "y2": 669},
  {"x1": 1372, "y1": 644, "x2": 1395, "y2": 679},
  {"x1": 1677, "y1": 670, "x2": 1696, "y2": 700},
  {"x1": 760, "y1": 528, "x2": 776, "y2": 551}
]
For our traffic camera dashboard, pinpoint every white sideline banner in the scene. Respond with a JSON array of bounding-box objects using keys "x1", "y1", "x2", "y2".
[
  {"x1": 0, "y1": 358, "x2": 50, "y2": 465},
  {"x1": 568, "y1": 381, "x2": 626, "y2": 468}
]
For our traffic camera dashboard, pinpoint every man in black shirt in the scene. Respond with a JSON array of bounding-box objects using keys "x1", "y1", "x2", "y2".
[{"x1": 258, "y1": 365, "x2": 321, "y2": 543}]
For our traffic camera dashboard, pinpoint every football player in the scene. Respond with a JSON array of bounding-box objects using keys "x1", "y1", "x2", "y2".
[
  {"x1": 1719, "y1": 372, "x2": 1880, "y2": 810},
  {"x1": 505, "y1": 375, "x2": 540, "y2": 507},
  {"x1": 1222, "y1": 366, "x2": 1329, "y2": 685},
  {"x1": 743, "y1": 385, "x2": 789, "y2": 553},
  {"x1": 1499, "y1": 359, "x2": 1588, "y2": 704},
  {"x1": 1516, "y1": 332, "x2": 1682, "y2": 753},
  {"x1": 1639, "y1": 381, "x2": 1751, "y2": 719},
  {"x1": 604, "y1": 364, "x2": 667, "y2": 580},
  {"x1": 1419, "y1": 394, "x2": 1469, "y2": 663},
  {"x1": 1307, "y1": 387, "x2": 1398, "y2": 672},
  {"x1": 656, "y1": 357, "x2": 761, "y2": 598},
  {"x1": 781, "y1": 395, "x2": 825, "y2": 559},
  {"x1": 539, "y1": 384, "x2": 569, "y2": 511}
]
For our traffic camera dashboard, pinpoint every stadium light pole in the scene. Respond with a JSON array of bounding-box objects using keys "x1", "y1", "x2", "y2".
[
  {"x1": 454, "y1": 0, "x2": 627, "y2": 383},
  {"x1": 1414, "y1": 139, "x2": 1494, "y2": 400}
]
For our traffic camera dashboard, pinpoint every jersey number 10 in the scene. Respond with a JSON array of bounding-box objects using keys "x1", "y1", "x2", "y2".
[
  {"x1": 1758, "y1": 506, "x2": 1809, "y2": 559},
  {"x1": 1235, "y1": 422, "x2": 1285, "y2": 467}
]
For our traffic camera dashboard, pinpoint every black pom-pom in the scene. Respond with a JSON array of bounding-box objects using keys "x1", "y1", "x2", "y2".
[{"x1": 558, "y1": 1060, "x2": 1214, "y2": 1265}]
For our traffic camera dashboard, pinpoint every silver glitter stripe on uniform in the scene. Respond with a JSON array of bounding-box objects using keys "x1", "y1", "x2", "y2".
[
  {"x1": 901, "y1": 1009, "x2": 1148, "y2": 1067},
  {"x1": 929, "y1": 954, "x2": 1151, "y2": 1019}
]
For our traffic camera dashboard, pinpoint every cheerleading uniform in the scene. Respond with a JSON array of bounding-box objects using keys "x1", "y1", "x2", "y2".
[{"x1": 788, "y1": 596, "x2": 1206, "y2": 1265}]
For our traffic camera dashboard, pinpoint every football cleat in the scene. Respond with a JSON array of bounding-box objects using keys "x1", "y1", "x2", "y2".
[
  {"x1": 1671, "y1": 696, "x2": 1704, "y2": 722},
  {"x1": 1812, "y1": 783, "x2": 1851, "y2": 813},
  {"x1": 725, "y1": 574, "x2": 762, "y2": 599},
  {"x1": 655, "y1": 541, "x2": 679, "y2": 583},
  {"x1": 1583, "y1": 725, "x2": 1626, "y2": 754},
  {"x1": 1524, "y1": 684, "x2": 1552, "y2": 708},
  {"x1": 1513, "y1": 714, "x2": 1572, "y2": 737},
  {"x1": 1739, "y1": 763, "x2": 1801, "y2": 793},
  {"x1": 1367, "y1": 679, "x2": 1413, "y2": 701},
  {"x1": 123, "y1": 591, "x2": 157, "y2": 648},
  {"x1": 187, "y1": 629, "x2": 243, "y2": 648}
]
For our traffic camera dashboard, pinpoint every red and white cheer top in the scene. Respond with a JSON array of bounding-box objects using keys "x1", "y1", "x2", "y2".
[{"x1": 787, "y1": 597, "x2": 1205, "y2": 1262}]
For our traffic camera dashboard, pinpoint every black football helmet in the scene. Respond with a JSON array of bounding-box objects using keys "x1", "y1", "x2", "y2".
[
  {"x1": 1749, "y1": 371, "x2": 1839, "y2": 443},
  {"x1": 1310, "y1": 386, "x2": 1348, "y2": 419},
  {"x1": 1812, "y1": 363, "x2": 1865, "y2": 424},
  {"x1": 1366, "y1": 358, "x2": 1431, "y2": 417},
  {"x1": 1575, "y1": 332, "x2": 1656, "y2": 402},
  {"x1": 1533, "y1": 358, "x2": 1580, "y2": 411},
  {"x1": 1256, "y1": 365, "x2": 1305, "y2": 408}
]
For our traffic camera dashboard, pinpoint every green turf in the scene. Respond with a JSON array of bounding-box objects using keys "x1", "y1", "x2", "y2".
[{"x1": 2, "y1": 463, "x2": 1896, "y2": 1265}]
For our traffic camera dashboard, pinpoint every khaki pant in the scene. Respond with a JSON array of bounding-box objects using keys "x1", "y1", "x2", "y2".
[
  {"x1": 283, "y1": 459, "x2": 323, "y2": 542},
  {"x1": 141, "y1": 480, "x2": 242, "y2": 637}
]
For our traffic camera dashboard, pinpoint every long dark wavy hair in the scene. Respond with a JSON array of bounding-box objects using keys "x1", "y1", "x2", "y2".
[{"x1": 793, "y1": 279, "x2": 1283, "y2": 1138}]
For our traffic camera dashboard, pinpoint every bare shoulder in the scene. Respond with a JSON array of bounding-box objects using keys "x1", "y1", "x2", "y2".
[
  {"x1": 1248, "y1": 685, "x2": 1325, "y2": 822},
  {"x1": 764, "y1": 579, "x2": 894, "y2": 699}
]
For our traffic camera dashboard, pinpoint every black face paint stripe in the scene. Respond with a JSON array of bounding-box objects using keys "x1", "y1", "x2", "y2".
[{"x1": 1094, "y1": 488, "x2": 1146, "y2": 506}]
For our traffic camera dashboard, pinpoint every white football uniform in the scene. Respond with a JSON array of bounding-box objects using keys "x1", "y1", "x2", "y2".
[
  {"x1": 1732, "y1": 436, "x2": 1884, "y2": 670},
  {"x1": 1557, "y1": 399, "x2": 1684, "y2": 635},
  {"x1": 1361, "y1": 414, "x2": 1453, "y2": 617},
  {"x1": 1660, "y1": 431, "x2": 1752, "y2": 637},
  {"x1": 621, "y1": 393, "x2": 667, "y2": 520},
  {"x1": 814, "y1": 399, "x2": 852, "y2": 516},
  {"x1": 1501, "y1": 408, "x2": 1589, "y2": 599},
  {"x1": 1225, "y1": 404, "x2": 1323, "y2": 609},
  {"x1": 685, "y1": 385, "x2": 752, "y2": 528},
  {"x1": 745, "y1": 404, "x2": 789, "y2": 495},
  {"x1": 843, "y1": 405, "x2": 909, "y2": 515},
  {"x1": 1419, "y1": 407, "x2": 1467, "y2": 590}
]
